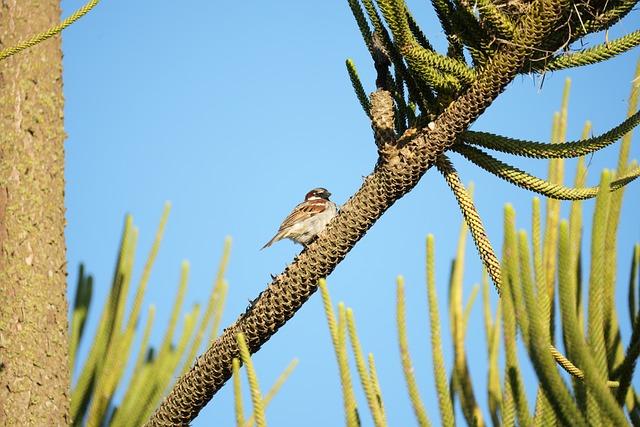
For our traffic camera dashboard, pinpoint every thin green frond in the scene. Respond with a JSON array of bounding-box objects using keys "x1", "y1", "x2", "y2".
[
  {"x1": 359, "y1": 0, "x2": 386, "y2": 41},
  {"x1": 558, "y1": 215, "x2": 587, "y2": 407},
  {"x1": 70, "y1": 264, "x2": 93, "y2": 374},
  {"x1": 346, "y1": 309, "x2": 388, "y2": 427},
  {"x1": 567, "y1": 124, "x2": 590, "y2": 370},
  {"x1": 159, "y1": 261, "x2": 190, "y2": 356},
  {"x1": 110, "y1": 220, "x2": 138, "y2": 344},
  {"x1": 436, "y1": 156, "x2": 501, "y2": 293},
  {"x1": 113, "y1": 307, "x2": 159, "y2": 423},
  {"x1": 118, "y1": 359, "x2": 156, "y2": 426},
  {"x1": 449, "y1": 212, "x2": 485, "y2": 426},
  {"x1": 377, "y1": 0, "x2": 458, "y2": 100},
  {"x1": 425, "y1": 236, "x2": 455, "y2": 427},
  {"x1": 462, "y1": 108, "x2": 640, "y2": 158},
  {"x1": 505, "y1": 229, "x2": 536, "y2": 426},
  {"x1": 319, "y1": 280, "x2": 359, "y2": 427},
  {"x1": 86, "y1": 205, "x2": 170, "y2": 425},
  {"x1": 402, "y1": 42, "x2": 476, "y2": 85},
  {"x1": 483, "y1": 274, "x2": 503, "y2": 427},
  {"x1": 208, "y1": 236, "x2": 232, "y2": 340},
  {"x1": 558, "y1": 219, "x2": 629, "y2": 425},
  {"x1": 396, "y1": 276, "x2": 432, "y2": 427},
  {"x1": 368, "y1": 354, "x2": 387, "y2": 420},
  {"x1": 463, "y1": 285, "x2": 480, "y2": 330},
  {"x1": 453, "y1": 143, "x2": 640, "y2": 200},
  {"x1": 128, "y1": 203, "x2": 171, "y2": 330},
  {"x1": 615, "y1": 312, "x2": 640, "y2": 404},
  {"x1": 603, "y1": 59, "x2": 640, "y2": 375},
  {"x1": 262, "y1": 359, "x2": 299, "y2": 408},
  {"x1": 132, "y1": 306, "x2": 155, "y2": 387},
  {"x1": 475, "y1": 0, "x2": 516, "y2": 39},
  {"x1": 547, "y1": 92, "x2": 568, "y2": 287},
  {"x1": 568, "y1": 122, "x2": 589, "y2": 261},
  {"x1": 588, "y1": 171, "x2": 611, "y2": 378},
  {"x1": 116, "y1": 274, "x2": 225, "y2": 421},
  {"x1": 70, "y1": 208, "x2": 234, "y2": 426},
  {"x1": 532, "y1": 388, "x2": 556, "y2": 426},
  {"x1": 520, "y1": 219, "x2": 550, "y2": 343},
  {"x1": 245, "y1": 359, "x2": 299, "y2": 427},
  {"x1": 531, "y1": 198, "x2": 550, "y2": 315},
  {"x1": 377, "y1": 0, "x2": 412, "y2": 48},
  {"x1": 347, "y1": 59, "x2": 372, "y2": 118},
  {"x1": 71, "y1": 216, "x2": 136, "y2": 425},
  {"x1": 523, "y1": 227, "x2": 589, "y2": 427},
  {"x1": 618, "y1": 58, "x2": 640, "y2": 174},
  {"x1": 237, "y1": 333, "x2": 266, "y2": 427},
  {"x1": 543, "y1": 31, "x2": 640, "y2": 71},
  {"x1": 401, "y1": 45, "x2": 464, "y2": 94},
  {"x1": 111, "y1": 308, "x2": 154, "y2": 426},
  {"x1": 208, "y1": 279, "x2": 229, "y2": 343},
  {"x1": 233, "y1": 358, "x2": 246, "y2": 427},
  {"x1": 348, "y1": 0, "x2": 373, "y2": 48},
  {"x1": 339, "y1": 305, "x2": 360, "y2": 427},
  {"x1": 125, "y1": 306, "x2": 200, "y2": 426},
  {"x1": 182, "y1": 238, "x2": 232, "y2": 377},
  {"x1": 500, "y1": 205, "x2": 518, "y2": 427}
]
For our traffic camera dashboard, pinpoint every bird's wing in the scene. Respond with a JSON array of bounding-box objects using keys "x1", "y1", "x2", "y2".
[{"x1": 278, "y1": 200, "x2": 325, "y2": 230}]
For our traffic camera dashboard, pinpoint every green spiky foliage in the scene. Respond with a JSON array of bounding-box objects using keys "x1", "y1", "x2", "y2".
[
  {"x1": 69, "y1": 204, "x2": 230, "y2": 426},
  {"x1": 231, "y1": 334, "x2": 302, "y2": 427},
  {"x1": 317, "y1": 68, "x2": 639, "y2": 425},
  {"x1": 146, "y1": 0, "x2": 638, "y2": 424},
  {"x1": 233, "y1": 356, "x2": 299, "y2": 427},
  {"x1": 69, "y1": 205, "x2": 299, "y2": 426}
]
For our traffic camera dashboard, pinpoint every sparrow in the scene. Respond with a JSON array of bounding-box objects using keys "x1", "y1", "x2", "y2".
[{"x1": 261, "y1": 187, "x2": 339, "y2": 250}]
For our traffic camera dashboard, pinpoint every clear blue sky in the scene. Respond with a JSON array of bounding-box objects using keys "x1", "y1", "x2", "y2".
[{"x1": 62, "y1": 0, "x2": 639, "y2": 425}]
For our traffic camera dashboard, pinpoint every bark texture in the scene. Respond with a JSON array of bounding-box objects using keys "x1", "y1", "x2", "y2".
[{"x1": 0, "y1": 1, "x2": 70, "y2": 425}]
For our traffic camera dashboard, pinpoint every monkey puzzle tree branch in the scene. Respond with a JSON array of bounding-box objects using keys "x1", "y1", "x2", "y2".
[
  {"x1": 435, "y1": 155, "x2": 502, "y2": 293},
  {"x1": 145, "y1": 0, "x2": 605, "y2": 424},
  {"x1": 463, "y1": 107, "x2": 640, "y2": 158}
]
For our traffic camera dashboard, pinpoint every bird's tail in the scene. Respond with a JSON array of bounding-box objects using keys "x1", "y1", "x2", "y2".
[{"x1": 260, "y1": 233, "x2": 281, "y2": 250}]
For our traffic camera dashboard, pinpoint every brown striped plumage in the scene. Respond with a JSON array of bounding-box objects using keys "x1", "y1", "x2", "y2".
[{"x1": 261, "y1": 188, "x2": 338, "y2": 249}]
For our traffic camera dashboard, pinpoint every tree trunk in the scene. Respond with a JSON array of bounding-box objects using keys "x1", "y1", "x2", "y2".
[{"x1": 0, "y1": 1, "x2": 70, "y2": 425}]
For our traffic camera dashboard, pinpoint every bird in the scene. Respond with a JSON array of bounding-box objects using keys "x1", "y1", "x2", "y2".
[{"x1": 261, "y1": 187, "x2": 339, "y2": 250}]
